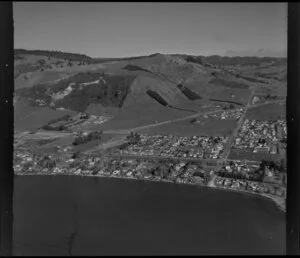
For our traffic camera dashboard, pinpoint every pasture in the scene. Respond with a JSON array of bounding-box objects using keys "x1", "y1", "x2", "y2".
[
  {"x1": 140, "y1": 117, "x2": 237, "y2": 137},
  {"x1": 14, "y1": 102, "x2": 75, "y2": 132},
  {"x1": 97, "y1": 104, "x2": 191, "y2": 131},
  {"x1": 209, "y1": 88, "x2": 252, "y2": 105},
  {"x1": 246, "y1": 102, "x2": 286, "y2": 120}
]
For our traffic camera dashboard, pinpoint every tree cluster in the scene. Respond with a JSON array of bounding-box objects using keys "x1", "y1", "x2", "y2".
[
  {"x1": 126, "y1": 132, "x2": 141, "y2": 145},
  {"x1": 146, "y1": 90, "x2": 168, "y2": 106},
  {"x1": 217, "y1": 170, "x2": 264, "y2": 182},
  {"x1": 37, "y1": 156, "x2": 57, "y2": 169},
  {"x1": 260, "y1": 159, "x2": 286, "y2": 172},
  {"x1": 14, "y1": 49, "x2": 92, "y2": 62},
  {"x1": 72, "y1": 131, "x2": 103, "y2": 146},
  {"x1": 177, "y1": 84, "x2": 202, "y2": 100}
]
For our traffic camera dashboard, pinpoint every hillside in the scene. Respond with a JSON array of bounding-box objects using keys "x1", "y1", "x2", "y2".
[
  {"x1": 14, "y1": 50, "x2": 287, "y2": 131},
  {"x1": 15, "y1": 72, "x2": 136, "y2": 112}
]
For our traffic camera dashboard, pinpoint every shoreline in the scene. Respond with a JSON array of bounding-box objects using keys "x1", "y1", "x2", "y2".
[
  {"x1": 208, "y1": 175, "x2": 285, "y2": 212},
  {"x1": 15, "y1": 172, "x2": 285, "y2": 212}
]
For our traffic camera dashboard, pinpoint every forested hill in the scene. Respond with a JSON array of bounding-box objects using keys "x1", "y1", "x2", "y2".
[{"x1": 14, "y1": 49, "x2": 92, "y2": 62}]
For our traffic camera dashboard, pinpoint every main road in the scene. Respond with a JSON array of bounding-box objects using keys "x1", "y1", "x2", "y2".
[{"x1": 220, "y1": 89, "x2": 256, "y2": 161}]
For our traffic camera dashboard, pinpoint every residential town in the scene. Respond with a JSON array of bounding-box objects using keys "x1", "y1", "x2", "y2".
[
  {"x1": 213, "y1": 159, "x2": 286, "y2": 210},
  {"x1": 233, "y1": 119, "x2": 287, "y2": 154},
  {"x1": 206, "y1": 108, "x2": 244, "y2": 120},
  {"x1": 116, "y1": 134, "x2": 228, "y2": 159},
  {"x1": 13, "y1": 149, "x2": 211, "y2": 186},
  {"x1": 13, "y1": 145, "x2": 286, "y2": 211},
  {"x1": 214, "y1": 176, "x2": 286, "y2": 198}
]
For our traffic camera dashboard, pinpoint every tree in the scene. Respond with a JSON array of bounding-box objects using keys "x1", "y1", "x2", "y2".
[
  {"x1": 229, "y1": 104, "x2": 235, "y2": 109},
  {"x1": 38, "y1": 59, "x2": 46, "y2": 66},
  {"x1": 58, "y1": 125, "x2": 64, "y2": 131},
  {"x1": 260, "y1": 160, "x2": 268, "y2": 169},
  {"x1": 279, "y1": 158, "x2": 286, "y2": 172},
  {"x1": 72, "y1": 152, "x2": 81, "y2": 159},
  {"x1": 127, "y1": 132, "x2": 141, "y2": 145}
]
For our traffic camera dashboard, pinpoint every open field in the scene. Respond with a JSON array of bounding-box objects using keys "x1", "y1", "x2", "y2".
[
  {"x1": 254, "y1": 83, "x2": 287, "y2": 97},
  {"x1": 14, "y1": 130, "x2": 72, "y2": 150},
  {"x1": 38, "y1": 134, "x2": 75, "y2": 148},
  {"x1": 209, "y1": 88, "x2": 252, "y2": 105},
  {"x1": 140, "y1": 117, "x2": 237, "y2": 137},
  {"x1": 14, "y1": 102, "x2": 75, "y2": 131},
  {"x1": 228, "y1": 148, "x2": 285, "y2": 162},
  {"x1": 97, "y1": 103, "x2": 192, "y2": 131},
  {"x1": 246, "y1": 102, "x2": 286, "y2": 120},
  {"x1": 27, "y1": 132, "x2": 117, "y2": 155}
]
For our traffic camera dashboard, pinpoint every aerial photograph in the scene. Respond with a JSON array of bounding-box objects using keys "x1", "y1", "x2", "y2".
[{"x1": 13, "y1": 2, "x2": 286, "y2": 255}]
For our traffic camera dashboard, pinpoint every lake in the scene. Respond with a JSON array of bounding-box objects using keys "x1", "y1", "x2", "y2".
[{"x1": 13, "y1": 175, "x2": 285, "y2": 255}]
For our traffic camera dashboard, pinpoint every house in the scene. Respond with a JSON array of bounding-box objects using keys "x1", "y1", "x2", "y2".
[
  {"x1": 224, "y1": 178, "x2": 232, "y2": 187},
  {"x1": 225, "y1": 165, "x2": 232, "y2": 172},
  {"x1": 270, "y1": 146, "x2": 277, "y2": 154}
]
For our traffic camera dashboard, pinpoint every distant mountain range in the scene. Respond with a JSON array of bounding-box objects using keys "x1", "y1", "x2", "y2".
[
  {"x1": 224, "y1": 49, "x2": 286, "y2": 58},
  {"x1": 15, "y1": 49, "x2": 287, "y2": 64}
]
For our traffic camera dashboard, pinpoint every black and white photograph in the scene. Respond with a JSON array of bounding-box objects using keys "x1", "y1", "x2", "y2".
[{"x1": 1, "y1": 2, "x2": 293, "y2": 255}]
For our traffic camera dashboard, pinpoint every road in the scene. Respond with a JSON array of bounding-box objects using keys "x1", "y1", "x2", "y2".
[
  {"x1": 220, "y1": 89, "x2": 256, "y2": 161},
  {"x1": 106, "y1": 153, "x2": 219, "y2": 165},
  {"x1": 104, "y1": 153, "x2": 261, "y2": 166}
]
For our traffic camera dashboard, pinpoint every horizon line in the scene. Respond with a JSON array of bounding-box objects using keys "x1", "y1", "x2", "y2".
[{"x1": 14, "y1": 48, "x2": 287, "y2": 59}]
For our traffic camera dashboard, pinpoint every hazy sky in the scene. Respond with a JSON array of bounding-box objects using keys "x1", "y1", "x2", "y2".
[{"x1": 14, "y1": 2, "x2": 287, "y2": 58}]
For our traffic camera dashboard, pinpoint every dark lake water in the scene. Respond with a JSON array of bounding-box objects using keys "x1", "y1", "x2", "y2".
[{"x1": 13, "y1": 175, "x2": 285, "y2": 255}]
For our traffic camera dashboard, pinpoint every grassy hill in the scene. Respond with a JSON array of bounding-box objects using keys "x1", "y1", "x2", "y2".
[{"x1": 14, "y1": 50, "x2": 287, "y2": 132}]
